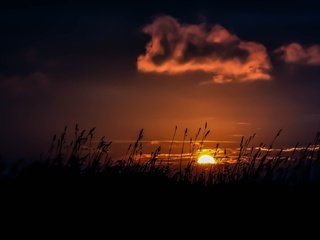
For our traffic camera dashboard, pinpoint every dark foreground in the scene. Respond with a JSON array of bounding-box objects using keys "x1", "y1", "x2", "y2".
[
  {"x1": 1, "y1": 127, "x2": 320, "y2": 231},
  {"x1": 2, "y1": 164, "x2": 320, "y2": 207},
  {"x1": 1, "y1": 166, "x2": 319, "y2": 236}
]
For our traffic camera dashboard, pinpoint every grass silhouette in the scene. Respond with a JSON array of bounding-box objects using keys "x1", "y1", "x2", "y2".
[
  {"x1": 2, "y1": 124, "x2": 320, "y2": 223},
  {"x1": 1, "y1": 124, "x2": 320, "y2": 186}
]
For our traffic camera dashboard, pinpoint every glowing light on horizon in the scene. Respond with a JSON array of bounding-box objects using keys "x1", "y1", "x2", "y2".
[{"x1": 197, "y1": 154, "x2": 216, "y2": 164}]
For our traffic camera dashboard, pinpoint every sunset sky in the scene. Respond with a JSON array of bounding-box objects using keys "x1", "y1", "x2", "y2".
[{"x1": 1, "y1": 0, "x2": 320, "y2": 159}]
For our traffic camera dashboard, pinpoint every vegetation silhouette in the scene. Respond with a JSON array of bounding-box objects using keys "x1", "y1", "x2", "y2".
[{"x1": 1, "y1": 124, "x2": 320, "y2": 207}]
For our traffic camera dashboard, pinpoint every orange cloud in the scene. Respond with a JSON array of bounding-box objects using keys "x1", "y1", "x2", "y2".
[
  {"x1": 137, "y1": 16, "x2": 272, "y2": 83},
  {"x1": 276, "y1": 43, "x2": 320, "y2": 65}
]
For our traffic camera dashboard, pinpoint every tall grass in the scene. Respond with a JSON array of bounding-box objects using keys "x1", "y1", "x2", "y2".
[
  {"x1": 1, "y1": 125, "x2": 320, "y2": 188},
  {"x1": 167, "y1": 125, "x2": 177, "y2": 168}
]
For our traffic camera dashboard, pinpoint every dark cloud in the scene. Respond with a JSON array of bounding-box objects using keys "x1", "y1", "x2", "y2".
[
  {"x1": 276, "y1": 43, "x2": 320, "y2": 65},
  {"x1": 0, "y1": 72, "x2": 49, "y2": 96}
]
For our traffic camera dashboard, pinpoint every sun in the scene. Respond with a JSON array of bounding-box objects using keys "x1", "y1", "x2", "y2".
[{"x1": 197, "y1": 154, "x2": 216, "y2": 165}]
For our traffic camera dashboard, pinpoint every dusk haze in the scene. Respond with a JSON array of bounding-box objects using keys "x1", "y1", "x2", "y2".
[{"x1": 1, "y1": 1, "x2": 320, "y2": 221}]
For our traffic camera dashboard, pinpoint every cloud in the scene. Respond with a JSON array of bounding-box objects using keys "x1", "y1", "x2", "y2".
[
  {"x1": 235, "y1": 122, "x2": 251, "y2": 126},
  {"x1": 150, "y1": 140, "x2": 161, "y2": 145},
  {"x1": 276, "y1": 43, "x2": 320, "y2": 65},
  {"x1": 137, "y1": 16, "x2": 272, "y2": 83},
  {"x1": 0, "y1": 72, "x2": 49, "y2": 95}
]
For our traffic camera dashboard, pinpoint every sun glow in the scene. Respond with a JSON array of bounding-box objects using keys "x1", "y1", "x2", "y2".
[{"x1": 197, "y1": 154, "x2": 216, "y2": 164}]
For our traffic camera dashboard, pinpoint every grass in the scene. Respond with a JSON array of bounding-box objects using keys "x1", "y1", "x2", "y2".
[{"x1": 1, "y1": 124, "x2": 320, "y2": 203}]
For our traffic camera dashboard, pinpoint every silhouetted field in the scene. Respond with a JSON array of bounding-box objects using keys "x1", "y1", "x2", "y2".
[{"x1": 1, "y1": 124, "x2": 320, "y2": 209}]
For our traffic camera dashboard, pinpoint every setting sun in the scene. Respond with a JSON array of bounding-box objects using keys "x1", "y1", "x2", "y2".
[{"x1": 197, "y1": 154, "x2": 216, "y2": 164}]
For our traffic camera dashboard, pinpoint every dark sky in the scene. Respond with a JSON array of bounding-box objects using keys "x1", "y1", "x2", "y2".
[{"x1": 1, "y1": 0, "x2": 320, "y2": 159}]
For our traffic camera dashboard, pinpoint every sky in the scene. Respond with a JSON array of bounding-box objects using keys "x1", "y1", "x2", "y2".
[{"x1": 1, "y1": 0, "x2": 320, "y2": 159}]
